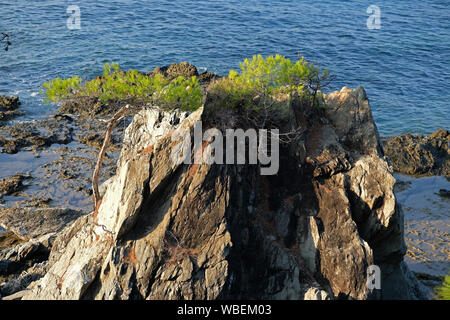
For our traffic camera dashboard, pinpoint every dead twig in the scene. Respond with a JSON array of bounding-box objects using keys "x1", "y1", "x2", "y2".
[{"x1": 92, "y1": 104, "x2": 130, "y2": 213}]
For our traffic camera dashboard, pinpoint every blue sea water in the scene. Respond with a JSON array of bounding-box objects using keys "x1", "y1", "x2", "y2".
[{"x1": 0, "y1": 0, "x2": 449, "y2": 137}]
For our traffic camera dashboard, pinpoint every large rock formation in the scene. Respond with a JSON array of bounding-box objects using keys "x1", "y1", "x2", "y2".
[{"x1": 20, "y1": 86, "x2": 427, "y2": 300}]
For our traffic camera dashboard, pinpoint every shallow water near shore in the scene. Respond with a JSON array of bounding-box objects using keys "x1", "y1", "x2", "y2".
[
  {"x1": 0, "y1": 140, "x2": 119, "y2": 214},
  {"x1": 1, "y1": 0, "x2": 449, "y2": 136},
  {"x1": 395, "y1": 174, "x2": 450, "y2": 277}
]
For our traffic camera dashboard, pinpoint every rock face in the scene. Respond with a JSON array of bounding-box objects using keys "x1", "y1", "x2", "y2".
[
  {"x1": 383, "y1": 129, "x2": 450, "y2": 178},
  {"x1": 21, "y1": 86, "x2": 427, "y2": 300}
]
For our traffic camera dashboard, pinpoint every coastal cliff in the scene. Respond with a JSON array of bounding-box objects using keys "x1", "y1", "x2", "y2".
[{"x1": 2, "y1": 85, "x2": 427, "y2": 300}]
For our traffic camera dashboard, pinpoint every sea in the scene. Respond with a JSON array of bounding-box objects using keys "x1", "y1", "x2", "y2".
[{"x1": 0, "y1": 0, "x2": 449, "y2": 137}]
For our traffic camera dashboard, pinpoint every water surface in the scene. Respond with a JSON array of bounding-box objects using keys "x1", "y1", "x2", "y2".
[{"x1": 0, "y1": 0, "x2": 449, "y2": 136}]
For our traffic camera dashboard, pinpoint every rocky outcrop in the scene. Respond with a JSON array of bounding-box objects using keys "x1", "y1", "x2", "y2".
[
  {"x1": 148, "y1": 61, "x2": 218, "y2": 85},
  {"x1": 20, "y1": 86, "x2": 427, "y2": 300},
  {"x1": 0, "y1": 96, "x2": 20, "y2": 110},
  {"x1": 1, "y1": 259, "x2": 47, "y2": 299},
  {"x1": 59, "y1": 63, "x2": 217, "y2": 120},
  {"x1": 383, "y1": 129, "x2": 450, "y2": 178},
  {"x1": 0, "y1": 231, "x2": 22, "y2": 251},
  {"x1": 0, "y1": 95, "x2": 22, "y2": 121},
  {"x1": 0, "y1": 235, "x2": 50, "y2": 298},
  {"x1": 149, "y1": 61, "x2": 200, "y2": 80},
  {"x1": 58, "y1": 97, "x2": 104, "y2": 119}
]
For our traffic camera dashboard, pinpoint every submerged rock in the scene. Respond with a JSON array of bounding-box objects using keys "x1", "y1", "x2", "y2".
[
  {"x1": 383, "y1": 129, "x2": 450, "y2": 177},
  {"x1": 438, "y1": 189, "x2": 450, "y2": 198},
  {"x1": 20, "y1": 86, "x2": 428, "y2": 300}
]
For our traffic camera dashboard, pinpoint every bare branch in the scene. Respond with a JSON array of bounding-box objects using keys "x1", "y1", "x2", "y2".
[{"x1": 92, "y1": 104, "x2": 130, "y2": 213}]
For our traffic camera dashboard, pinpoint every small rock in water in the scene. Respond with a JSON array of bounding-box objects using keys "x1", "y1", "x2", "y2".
[
  {"x1": 438, "y1": 189, "x2": 450, "y2": 199},
  {"x1": 394, "y1": 180, "x2": 412, "y2": 193}
]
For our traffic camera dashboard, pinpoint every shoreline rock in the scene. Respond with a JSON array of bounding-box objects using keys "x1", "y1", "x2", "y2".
[
  {"x1": 0, "y1": 207, "x2": 86, "y2": 298},
  {"x1": 0, "y1": 174, "x2": 31, "y2": 199},
  {"x1": 0, "y1": 117, "x2": 73, "y2": 154},
  {"x1": 383, "y1": 129, "x2": 450, "y2": 178},
  {"x1": 0, "y1": 95, "x2": 22, "y2": 122},
  {"x1": 0, "y1": 231, "x2": 23, "y2": 251}
]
